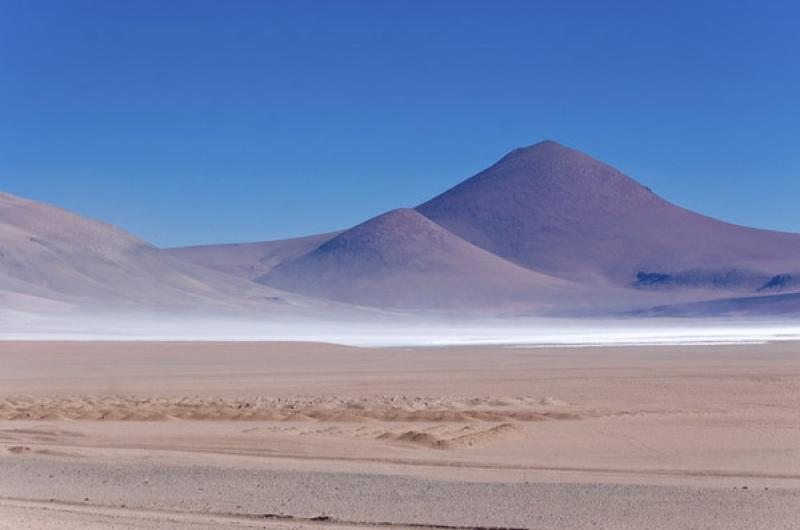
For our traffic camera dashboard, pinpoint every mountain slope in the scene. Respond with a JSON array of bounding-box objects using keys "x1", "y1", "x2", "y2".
[
  {"x1": 0, "y1": 192, "x2": 302, "y2": 314},
  {"x1": 166, "y1": 232, "x2": 340, "y2": 280},
  {"x1": 416, "y1": 141, "x2": 800, "y2": 287},
  {"x1": 630, "y1": 292, "x2": 800, "y2": 317},
  {"x1": 259, "y1": 208, "x2": 580, "y2": 311}
]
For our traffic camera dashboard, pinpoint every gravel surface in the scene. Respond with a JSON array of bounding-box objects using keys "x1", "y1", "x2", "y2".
[{"x1": 1, "y1": 454, "x2": 799, "y2": 529}]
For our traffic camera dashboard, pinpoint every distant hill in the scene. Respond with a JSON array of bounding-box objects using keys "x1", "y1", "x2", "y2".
[
  {"x1": 0, "y1": 192, "x2": 313, "y2": 315},
  {"x1": 629, "y1": 292, "x2": 800, "y2": 317},
  {"x1": 166, "y1": 232, "x2": 340, "y2": 280},
  {"x1": 259, "y1": 208, "x2": 581, "y2": 311}
]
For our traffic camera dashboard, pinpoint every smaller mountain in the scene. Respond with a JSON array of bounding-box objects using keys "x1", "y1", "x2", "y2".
[
  {"x1": 259, "y1": 208, "x2": 577, "y2": 311},
  {"x1": 166, "y1": 232, "x2": 340, "y2": 280},
  {"x1": 0, "y1": 191, "x2": 304, "y2": 315}
]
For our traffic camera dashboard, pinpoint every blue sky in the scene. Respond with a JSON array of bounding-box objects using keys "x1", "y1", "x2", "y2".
[{"x1": 1, "y1": 0, "x2": 798, "y2": 247}]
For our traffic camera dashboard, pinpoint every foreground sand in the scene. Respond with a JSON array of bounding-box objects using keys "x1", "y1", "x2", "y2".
[{"x1": 1, "y1": 340, "x2": 799, "y2": 529}]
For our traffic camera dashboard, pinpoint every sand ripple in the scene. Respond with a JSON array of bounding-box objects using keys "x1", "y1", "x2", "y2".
[{"x1": 0, "y1": 395, "x2": 579, "y2": 422}]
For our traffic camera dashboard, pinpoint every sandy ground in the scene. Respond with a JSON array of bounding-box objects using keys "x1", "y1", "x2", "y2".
[{"x1": 1, "y1": 340, "x2": 799, "y2": 529}]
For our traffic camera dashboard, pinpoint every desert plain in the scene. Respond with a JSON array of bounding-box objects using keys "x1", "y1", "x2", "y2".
[{"x1": 0, "y1": 340, "x2": 799, "y2": 529}]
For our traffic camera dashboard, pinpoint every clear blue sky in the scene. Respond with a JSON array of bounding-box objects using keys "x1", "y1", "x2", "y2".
[{"x1": 1, "y1": 0, "x2": 798, "y2": 247}]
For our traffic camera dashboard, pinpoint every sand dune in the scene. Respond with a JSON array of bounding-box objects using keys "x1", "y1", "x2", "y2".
[
  {"x1": 375, "y1": 422, "x2": 521, "y2": 449},
  {"x1": 0, "y1": 394, "x2": 581, "y2": 424}
]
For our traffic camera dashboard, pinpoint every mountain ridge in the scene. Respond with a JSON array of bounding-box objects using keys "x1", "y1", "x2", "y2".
[
  {"x1": 6, "y1": 139, "x2": 800, "y2": 317},
  {"x1": 0, "y1": 191, "x2": 319, "y2": 316}
]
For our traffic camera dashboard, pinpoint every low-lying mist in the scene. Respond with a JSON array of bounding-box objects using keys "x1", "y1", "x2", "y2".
[{"x1": 1, "y1": 309, "x2": 799, "y2": 347}]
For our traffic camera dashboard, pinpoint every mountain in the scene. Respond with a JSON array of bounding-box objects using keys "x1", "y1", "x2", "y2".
[
  {"x1": 416, "y1": 141, "x2": 800, "y2": 288},
  {"x1": 166, "y1": 232, "x2": 340, "y2": 280},
  {"x1": 258, "y1": 208, "x2": 580, "y2": 311},
  {"x1": 630, "y1": 292, "x2": 800, "y2": 317},
  {"x1": 0, "y1": 192, "x2": 309, "y2": 315},
  {"x1": 164, "y1": 140, "x2": 800, "y2": 315}
]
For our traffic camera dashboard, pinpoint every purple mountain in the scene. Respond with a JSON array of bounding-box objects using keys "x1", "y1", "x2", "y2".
[
  {"x1": 416, "y1": 141, "x2": 800, "y2": 287},
  {"x1": 259, "y1": 208, "x2": 578, "y2": 311},
  {"x1": 631, "y1": 292, "x2": 800, "y2": 317},
  {"x1": 167, "y1": 232, "x2": 340, "y2": 281},
  {"x1": 0, "y1": 191, "x2": 322, "y2": 316},
  {"x1": 168, "y1": 140, "x2": 800, "y2": 314}
]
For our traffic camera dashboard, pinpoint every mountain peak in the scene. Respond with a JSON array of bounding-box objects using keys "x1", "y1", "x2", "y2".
[
  {"x1": 514, "y1": 139, "x2": 567, "y2": 152},
  {"x1": 417, "y1": 141, "x2": 800, "y2": 284},
  {"x1": 508, "y1": 139, "x2": 586, "y2": 157},
  {"x1": 489, "y1": 140, "x2": 632, "y2": 184},
  {"x1": 350, "y1": 207, "x2": 427, "y2": 229},
  {"x1": 417, "y1": 140, "x2": 656, "y2": 231},
  {"x1": 313, "y1": 208, "x2": 452, "y2": 259}
]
